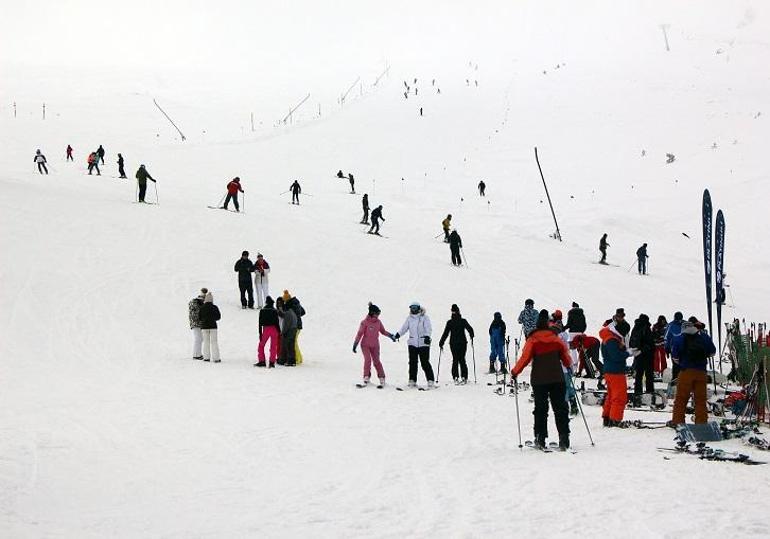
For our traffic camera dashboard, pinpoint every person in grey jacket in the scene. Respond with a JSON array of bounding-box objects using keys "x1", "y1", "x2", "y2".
[
  {"x1": 394, "y1": 302, "x2": 434, "y2": 387},
  {"x1": 517, "y1": 299, "x2": 539, "y2": 337},
  {"x1": 277, "y1": 297, "x2": 298, "y2": 366}
]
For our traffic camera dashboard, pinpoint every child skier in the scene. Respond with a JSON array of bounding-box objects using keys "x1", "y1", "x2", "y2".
[
  {"x1": 488, "y1": 312, "x2": 506, "y2": 374},
  {"x1": 353, "y1": 303, "x2": 395, "y2": 387},
  {"x1": 34, "y1": 149, "x2": 48, "y2": 174},
  {"x1": 223, "y1": 177, "x2": 244, "y2": 211}
]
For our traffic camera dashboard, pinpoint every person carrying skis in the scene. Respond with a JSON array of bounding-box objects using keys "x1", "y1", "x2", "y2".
[
  {"x1": 234, "y1": 250, "x2": 255, "y2": 309},
  {"x1": 290, "y1": 180, "x2": 301, "y2": 205},
  {"x1": 488, "y1": 312, "x2": 506, "y2": 374},
  {"x1": 665, "y1": 311, "x2": 684, "y2": 379},
  {"x1": 511, "y1": 309, "x2": 572, "y2": 450},
  {"x1": 348, "y1": 173, "x2": 355, "y2": 194},
  {"x1": 636, "y1": 243, "x2": 649, "y2": 275},
  {"x1": 283, "y1": 291, "x2": 306, "y2": 365},
  {"x1": 88, "y1": 152, "x2": 101, "y2": 176},
  {"x1": 517, "y1": 299, "x2": 539, "y2": 338},
  {"x1": 671, "y1": 317, "x2": 716, "y2": 425},
  {"x1": 255, "y1": 296, "x2": 280, "y2": 367},
  {"x1": 599, "y1": 233, "x2": 609, "y2": 264},
  {"x1": 478, "y1": 180, "x2": 486, "y2": 196},
  {"x1": 117, "y1": 153, "x2": 126, "y2": 178},
  {"x1": 254, "y1": 253, "x2": 270, "y2": 309},
  {"x1": 599, "y1": 319, "x2": 631, "y2": 426},
  {"x1": 223, "y1": 177, "x2": 244, "y2": 211},
  {"x1": 199, "y1": 290, "x2": 222, "y2": 362},
  {"x1": 33, "y1": 149, "x2": 48, "y2": 174},
  {"x1": 629, "y1": 313, "x2": 655, "y2": 404},
  {"x1": 441, "y1": 214, "x2": 452, "y2": 243},
  {"x1": 651, "y1": 315, "x2": 668, "y2": 376},
  {"x1": 276, "y1": 296, "x2": 298, "y2": 366},
  {"x1": 368, "y1": 205, "x2": 384, "y2": 235},
  {"x1": 394, "y1": 302, "x2": 435, "y2": 388},
  {"x1": 353, "y1": 302, "x2": 396, "y2": 387},
  {"x1": 361, "y1": 194, "x2": 370, "y2": 224},
  {"x1": 97, "y1": 145, "x2": 105, "y2": 164},
  {"x1": 189, "y1": 288, "x2": 206, "y2": 360},
  {"x1": 438, "y1": 304, "x2": 475, "y2": 384},
  {"x1": 135, "y1": 164, "x2": 155, "y2": 202},
  {"x1": 448, "y1": 229, "x2": 463, "y2": 266},
  {"x1": 66, "y1": 145, "x2": 73, "y2": 161}
]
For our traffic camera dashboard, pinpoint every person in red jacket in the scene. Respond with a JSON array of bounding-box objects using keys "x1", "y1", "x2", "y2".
[
  {"x1": 512, "y1": 310, "x2": 573, "y2": 450},
  {"x1": 571, "y1": 333, "x2": 603, "y2": 381},
  {"x1": 222, "y1": 177, "x2": 244, "y2": 211}
]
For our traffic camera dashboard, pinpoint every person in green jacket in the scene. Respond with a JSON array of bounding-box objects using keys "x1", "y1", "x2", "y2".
[{"x1": 136, "y1": 164, "x2": 156, "y2": 202}]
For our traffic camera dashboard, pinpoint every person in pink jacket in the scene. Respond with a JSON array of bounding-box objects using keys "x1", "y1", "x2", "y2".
[{"x1": 353, "y1": 303, "x2": 396, "y2": 388}]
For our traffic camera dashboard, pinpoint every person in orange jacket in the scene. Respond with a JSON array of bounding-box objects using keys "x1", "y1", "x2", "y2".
[{"x1": 511, "y1": 309, "x2": 573, "y2": 450}]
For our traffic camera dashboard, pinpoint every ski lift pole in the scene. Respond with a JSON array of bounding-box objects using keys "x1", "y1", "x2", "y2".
[{"x1": 534, "y1": 147, "x2": 562, "y2": 241}]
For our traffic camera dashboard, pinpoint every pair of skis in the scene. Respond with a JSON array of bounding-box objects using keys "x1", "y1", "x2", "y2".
[
  {"x1": 524, "y1": 440, "x2": 577, "y2": 454},
  {"x1": 658, "y1": 441, "x2": 765, "y2": 465}
]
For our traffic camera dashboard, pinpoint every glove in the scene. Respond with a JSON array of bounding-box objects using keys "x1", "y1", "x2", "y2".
[
  {"x1": 151, "y1": 178, "x2": 157, "y2": 183},
  {"x1": 394, "y1": 333, "x2": 400, "y2": 341},
  {"x1": 388, "y1": 333, "x2": 396, "y2": 342},
  {"x1": 423, "y1": 336, "x2": 432, "y2": 346},
  {"x1": 352, "y1": 344, "x2": 357, "y2": 353}
]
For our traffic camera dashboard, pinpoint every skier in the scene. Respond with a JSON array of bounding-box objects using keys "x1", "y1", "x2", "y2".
[
  {"x1": 478, "y1": 180, "x2": 486, "y2": 196},
  {"x1": 368, "y1": 205, "x2": 384, "y2": 235},
  {"x1": 629, "y1": 313, "x2": 655, "y2": 403},
  {"x1": 651, "y1": 315, "x2": 668, "y2": 376},
  {"x1": 488, "y1": 312, "x2": 506, "y2": 374},
  {"x1": 199, "y1": 290, "x2": 221, "y2": 363},
  {"x1": 117, "y1": 153, "x2": 126, "y2": 178},
  {"x1": 564, "y1": 301, "x2": 587, "y2": 367},
  {"x1": 517, "y1": 299, "x2": 539, "y2": 338},
  {"x1": 276, "y1": 296, "x2": 298, "y2": 366},
  {"x1": 671, "y1": 317, "x2": 716, "y2": 425},
  {"x1": 511, "y1": 310, "x2": 572, "y2": 450},
  {"x1": 441, "y1": 214, "x2": 452, "y2": 243},
  {"x1": 234, "y1": 250, "x2": 255, "y2": 309},
  {"x1": 255, "y1": 296, "x2": 280, "y2": 367},
  {"x1": 290, "y1": 180, "x2": 301, "y2": 205},
  {"x1": 394, "y1": 302, "x2": 435, "y2": 388},
  {"x1": 97, "y1": 145, "x2": 105, "y2": 164},
  {"x1": 66, "y1": 145, "x2": 73, "y2": 161},
  {"x1": 612, "y1": 308, "x2": 631, "y2": 343},
  {"x1": 550, "y1": 310, "x2": 579, "y2": 416},
  {"x1": 88, "y1": 152, "x2": 101, "y2": 176},
  {"x1": 348, "y1": 173, "x2": 355, "y2": 194},
  {"x1": 419, "y1": 107, "x2": 423, "y2": 116},
  {"x1": 336, "y1": 170, "x2": 344, "y2": 178},
  {"x1": 135, "y1": 164, "x2": 155, "y2": 202},
  {"x1": 361, "y1": 194, "x2": 370, "y2": 224},
  {"x1": 188, "y1": 288, "x2": 206, "y2": 360},
  {"x1": 222, "y1": 177, "x2": 244, "y2": 211},
  {"x1": 599, "y1": 233, "x2": 609, "y2": 264},
  {"x1": 33, "y1": 149, "x2": 48, "y2": 174},
  {"x1": 283, "y1": 290, "x2": 306, "y2": 365},
  {"x1": 570, "y1": 333, "x2": 604, "y2": 384},
  {"x1": 438, "y1": 304, "x2": 475, "y2": 384},
  {"x1": 254, "y1": 253, "x2": 270, "y2": 309},
  {"x1": 636, "y1": 243, "x2": 649, "y2": 275},
  {"x1": 353, "y1": 302, "x2": 396, "y2": 387},
  {"x1": 599, "y1": 319, "x2": 631, "y2": 426},
  {"x1": 665, "y1": 311, "x2": 684, "y2": 380},
  {"x1": 448, "y1": 229, "x2": 462, "y2": 266}
]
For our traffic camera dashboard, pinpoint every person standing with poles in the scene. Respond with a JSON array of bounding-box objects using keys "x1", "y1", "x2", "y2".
[
  {"x1": 636, "y1": 243, "x2": 649, "y2": 275},
  {"x1": 117, "y1": 153, "x2": 127, "y2": 178},
  {"x1": 222, "y1": 177, "x2": 244, "y2": 212},
  {"x1": 438, "y1": 304, "x2": 475, "y2": 384},
  {"x1": 448, "y1": 229, "x2": 463, "y2": 266},
  {"x1": 441, "y1": 214, "x2": 452, "y2": 243},
  {"x1": 135, "y1": 164, "x2": 155, "y2": 202},
  {"x1": 368, "y1": 205, "x2": 384, "y2": 235},
  {"x1": 254, "y1": 253, "x2": 270, "y2": 309},
  {"x1": 361, "y1": 194, "x2": 370, "y2": 224},
  {"x1": 599, "y1": 233, "x2": 609, "y2": 264},
  {"x1": 348, "y1": 173, "x2": 355, "y2": 194},
  {"x1": 234, "y1": 250, "x2": 255, "y2": 309},
  {"x1": 33, "y1": 149, "x2": 48, "y2": 174},
  {"x1": 88, "y1": 152, "x2": 101, "y2": 176},
  {"x1": 394, "y1": 302, "x2": 435, "y2": 389},
  {"x1": 290, "y1": 180, "x2": 302, "y2": 205}
]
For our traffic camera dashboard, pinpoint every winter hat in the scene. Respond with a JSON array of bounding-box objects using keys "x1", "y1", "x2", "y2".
[
  {"x1": 615, "y1": 308, "x2": 626, "y2": 317},
  {"x1": 525, "y1": 299, "x2": 534, "y2": 307},
  {"x1": 242, "y1": 250, "x2": 249, "y2": 257},
  {"x1": 494, "y1": 312, "x2": 502, "y2": 319},
  {"x1": 200, "y1": 287, "x2": 208, "y2": 296},
  {"x1": 282, "y1": 290, "x2": 291, "y2": 302},
  {"x1": 674, "y1": 312, "x2": 684, "y2": 321},
  {"x1": 536, "y1": 309, "x2": 550, "y2": 330},
  {"x1": 572, "y1": 302, "x2": 579, "y2": 308},
  {"x1": 265, "y1": 296, "x2": 274, "y2": 306},
  {"x1": 368, "y1": 302, "x2": 381, "y2": 316},
  {"x1": 204, "y1": 291, "x2": 213, "y2": 303},
  {"x1": 257, "y1": 253, "x2": 263, "y2": 258},
  {"x1": 451, "y1": 304, "x2": 460, "y2": 314},
  {"x1": 553, "y1": 309, "x2": 563, "y2": 320}
]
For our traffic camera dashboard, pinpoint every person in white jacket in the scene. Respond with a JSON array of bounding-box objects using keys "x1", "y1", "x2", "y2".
[
  {"x1": 254, "y1": 253, "x2": 270, "y2": 308},
  {"x1": 395, "y1": 302, "x2": 435, "y2": 388}
]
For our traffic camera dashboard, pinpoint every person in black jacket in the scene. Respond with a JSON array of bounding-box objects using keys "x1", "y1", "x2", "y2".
[
  {"x1": 290, "y1": 180, "x2": 301, "y2": 205},
  {"x1": 636, "y1": 243, "x2": 649, "y2": 275},
  {"x1": 361, "y1": 194, "x2": 370, "y2": 224},
  {"x1": 234, "y1": 251, "x2": 255, "y2": 309},
  {"x1": 448, "y1": 230, "x2": 463, "y2": 266},
  {"x1": 368, "y1": 205, "x2": 384, "y2": 234},
  {"x1": 438, "y1": 304, "x2": 475, "y2": 383},
  {"x1": 117, "y1": 153, "x2": 126, "y2": 178},
  {"x1": 199, "y1": 291, "x2": 221, "y2": 362},
  {"x1": 599, "y1": 233, "x2": 609, "y2": 264},
  {"x1": 564, "y1": 302, "x2": 586, "y2": 334},
  {"x1": 256, "y1": 296, "x2": 280, "y2": 367},
  {"x1": 97, "y1": 144, "x2": 106, "y2": 164},
  {"x1": 629, "y1": 313, "x2": 655, "y2": 400}
]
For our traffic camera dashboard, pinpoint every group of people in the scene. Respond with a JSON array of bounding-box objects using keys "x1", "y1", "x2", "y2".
[
  {"x1": 360, "y1": 193, "x2": 385, "y2": 235},
  {"x1": 598, "y1": 233, "x2": 650, "y2": 275},
  {"x1": 336, "y1": 170, "x2": 356, "y2": 193},
  {"x1": 34, "y1": 145, "x2": 128, "y2": 180}
]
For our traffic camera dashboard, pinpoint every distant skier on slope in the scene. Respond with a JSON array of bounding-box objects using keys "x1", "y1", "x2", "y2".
[
  {"x1": 353, "y1": 302, "x2": 396, "y2": 387},
  {"x1": 66, "y1": 145, "x2": 73, "y2": 161},
  {"x1": 478, "y1": 180, "x2": 486, "y2": 196},
  {"x1": 636, "y1": 243, "x2": 649, "y2": 275},
  {"x1": 438, "y1": 304, "x2": 475, "y2": 384},
  {"x1": 234, "y1": 250, "x2": 255, "y2": 309},
  {"x1": 336, "y1": 170, "x2": 344, "y2": 178},
  {"x1": 290, "y1": 180, "x2": 301, "y2": 205},
  {"x1": 254, "y1": 253, "x2": 270, "y2": 309},
  {"x1": 348, "y1": 173, "x2": 355, "y2": 194},
  {"x1": 441, "y1": 214, "x2": 452, "y2": 243},
  {"x1": 361, "y1": 194, "x2": 370, "y2": 224},
  {"x1": 517, "y1": 299, "x2": 539, "y2": 338},
  {"x1": 97, "y1": 145, "x2": 106, "y2": 164},
  {"x1": 33, "y1": 149, "x2": 48, "y2": 174},
  {"x1": 88, "y1": 152, "x2": 101, "y2": 176},
  {"x1": 135, "y1": 164, "x2": 155, "y2": 202},
  {"x1": 599, "y1": 233, "x2": 609, "y2": 264},
  {"x1": 488, "y1": 312, "x2": 506, "y2": 374},
  {"x1": 222, "y1": 177, "x2": 244, "y2": 211},
  {"x1": 448, "y1": 229, "x2": 463, "y2": 266},
  {"x1": 368, "y1": 205, "x2": 384, "y2": 235},
  {"x1": 117, "y1": 153, "x2": 126, "y2": 178},
  {"x1": 394, "y1": 302, "x2": 435, "y2": 388},
  {"x1": 255, "y1": 296, "x2": 280, "y2": 367}
]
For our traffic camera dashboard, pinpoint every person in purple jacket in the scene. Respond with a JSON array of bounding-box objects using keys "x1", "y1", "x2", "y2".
[{"x1": 353, "y1": 303, "x2": 396, "y2": 388}]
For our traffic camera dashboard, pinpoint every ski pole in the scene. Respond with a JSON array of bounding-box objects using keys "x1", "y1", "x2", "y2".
[
  {"x1": 471, "y1": 340, "x2": 477, "y2": 384},
  {"x1": 154, "y1": 181, "x2": 159, "y2": 204},
  {"x1": 242, "y1": 192, "x2": 246, "y2": 212},
  {"x1": 135, "y1": 184, "x2": 139, "y2": 202},
  {"x1": 433, "y1": 232, "x2": 444, "y2": 239},
  {"x1": 436, "y1": 347, "x2": 442, "y2": 383},
  {"x1": 627, "y1": 259, "x2": 636, "y2": 272},
  {"x1": 567, "y1": 371, "x2": 595, "y2": 446},
  {"x1": 279, "y1": 190, "x2": 289, "y2": 195},
  {"x1": 513, "y1": 373, "x2": 523, "y2": 449},
  {"x1": 461, "y1": 247, "x2": 469, "y2": 269},
  {"x1": 215, "y1": 193, "x2": 226, "y2": 208}
]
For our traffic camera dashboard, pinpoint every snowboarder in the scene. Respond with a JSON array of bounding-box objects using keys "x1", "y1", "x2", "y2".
[
  {"x1": 189, "y1": 288, "x2": 206, "y2": 360},
  {"x1": 629, "y1": 313, "x2": 655, "y2": 401},
  {"x1": 599, "y1": 319, "x2": 631, "y2": 426},
  {"x1": 448, "y1": 229, "x2": 462, "y2": 266},
  {"x1": 276, "y1": 296, "x2": 298, "y2": 366},
  {"x1": 438, "y1": 304, "x2": 475, "y2": 384},
  {"x1": 652, "y1": 315, "x2": 668, "y2": 375},
  {"x1": 290, "y1": 180, "x2": 301, "y2": 205},
  {"x1": 517, "y1": 299, "x2": 539, "y2": 338},
  {"x1": 348, "y1": 173, "x2": 355, "y2": 194},
  {"x1": 222, "y1": 177, "x2": 244, "y2": 211},
  {"x1": 636, "y1": 243, "x2": 649, "y2": 275},
  {"x1": 353, "y1": 302, "x2": 396, "y2": 387},
  {"x1": 117, "y1": 153, "x2": 126, "y2": 178},
  {"x1": 488, "y1": 312, "x2": 506, "y2": 374},
  {"x1": 234, "y1": 250, "x2": 255, "y2": 309},
  {"x1": 33, "y1": 149, "x2": 48, "y2": 174},
  {"x1": 255, "y1": 296, "x2": 280, "y2": 367},
  {"x1": 361, "y1": 194, "x2": 370, "y2": 224},
  {"x1": 66, "y1": 145, "x2": 73, "y2": 161},
  {"x1": 478, "y1": 180, "x2": 486, "y2": 196},
  {"x1": 254, "y1": 253, "x2": 270, "y2": 309},
  {"x1": 336, "y1": 170, "x2": 344, "y2": 178},
  {"x1": 88, "y1": 152, "x2": 101, "y2": 176},
  {"x1": 671, "y1": 317, "x2": 716, "y2": 425},
  {"x1": 368, "y1": 205, "x2": 384, "y2": 235},
  {"x1": 441, "y1": 214, "x2": 452, "y2": 243},
  {"x1": 135, "y1": 164, "x2": 154, "y2": 202},
  {"x1": 97, "y1": 145, "x2": 105, "y2": 164},
  {"x1": 283, "y1": 290, "x2": 306, "y2": 365},
  {"x1": 394, "y1": 302, "x2": 435, "y2": 388},
  {"x1": 511, "y1": 310, "x2": 572, "y2": 450},
  {"x1": 665, "y1": 312, "x2": 684, "y2": 379},
  {"x1": 199, "y1": 290, "x2": 221, "y2": 362},
  {"x1": 599, "y1": 233, "x2": 609, "y2": 264}
]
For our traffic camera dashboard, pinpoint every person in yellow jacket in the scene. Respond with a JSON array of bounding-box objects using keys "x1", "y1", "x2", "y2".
[
  {"x1": 441, "y1": 214, "x2": 452, "y2": 243},
  {"x1": 282, "y1": 290, "x2": 306, "y2": 364}
]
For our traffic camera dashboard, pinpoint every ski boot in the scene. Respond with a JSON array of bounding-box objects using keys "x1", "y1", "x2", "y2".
[
  {"x1": 569, "y1": 397, "x2": 579, "y2": 416},
  {"x1": 254, "y1": 361, "x2": 267, "y2": 367},
  {"x1": 535, "y1": 435, "x2": 547, "y2": 450},
  {"x1": 558, "y1": 435, "x2": 570, "y2": 451},
  {"x1": 487, "y1": 361, "x2": 496, "y2": 374},
  {"x1": 603, "y1": 416, "x2": 611, "y2": 427},
  {"x1": 408, "y1": 380, "x2": 417, "y2": 388}
]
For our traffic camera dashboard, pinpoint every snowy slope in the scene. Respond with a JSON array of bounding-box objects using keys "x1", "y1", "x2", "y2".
[{"x1": 1, "y1": 2, "x2": 770, "y2": 537}]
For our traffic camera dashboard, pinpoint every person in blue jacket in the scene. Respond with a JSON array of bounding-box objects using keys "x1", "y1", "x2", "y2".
[
  {"x1": 488, "y1": 312, "x2": 506, "y2": 373},
  {"x1": 671, "y1": 317, "x2": 716, "y2": 425},
  {"x1": 665, "y1": 311, "x2": 684, "y2": 378}
]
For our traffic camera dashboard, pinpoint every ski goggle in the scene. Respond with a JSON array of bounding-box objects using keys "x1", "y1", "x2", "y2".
[{"x1": 409, "y1": 304, "x2": 420, "y2": 313}]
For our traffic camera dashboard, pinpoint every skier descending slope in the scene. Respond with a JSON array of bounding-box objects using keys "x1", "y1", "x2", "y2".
[
  {"x1": 488, "y1": 312, "x2": 506, "y2": 374},
  {"x1": 135, "y1": 164, "x2": 155, "y2": 202},
  {"x1": 361, "y1": 194, "x2": 370, "y2": 224},
  {"x1": 448, "y1": 229, "x2": 463, "y2": 266},
  {"x1": 254, "y1": 253, "x2": 270, "y2": 309},
  {"x1": 222, "y1": 177, "x2": 244, "y2": 212},
  {"x1": 478, "y1": 180, "x2": 486, "y2": 196},
  {"x1": 511, "y1": 310, "x2": 572, "y2": 450},
  {"x1": 353, "y1": 303, "x2": 396, "y2": 388},
  {"x1": 117, "y1": 153, "x2": 126, "y2": 178},
  {"x1": 441, "y1": 214, "x2": 452, "y2": 243},
  {"x1": 438, "y1": 304, "x2": 474, "y2": 384},
  {"x1": 33, "y1": 149, "x2": 48, "y2": 174},
  {"x1": 636, "y1": 243, "x2": 649, "y2": 275},
  {"x1": 290, "y1": 180, "x2": 302, "y2": 205},
  {"x1": 599, "y1": 233, "x2": 609, "y2": 264},
  {"x1": 368, "y1": 205, "x2": 384, "y2": 235},
  {"x1": 394, "y1": 302, "x2": 435, "y2": 388}
]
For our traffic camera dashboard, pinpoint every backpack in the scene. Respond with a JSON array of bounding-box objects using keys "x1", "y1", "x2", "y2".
[{"x1": 683, "y1": 333, "x2": 708, "y2": 365}]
